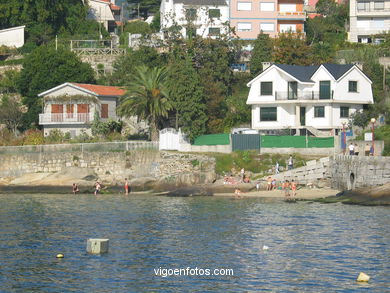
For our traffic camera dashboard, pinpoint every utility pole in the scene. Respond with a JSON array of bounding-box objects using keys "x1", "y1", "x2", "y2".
[{"x1": 55, "y1": 35, "x2": 58, "y2": 51}]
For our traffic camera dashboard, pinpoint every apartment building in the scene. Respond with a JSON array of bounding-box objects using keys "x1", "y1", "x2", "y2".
[
  {"x1": 230, "y1": 0, "x2": 306, "y2": 39},
  {"x1": 349, "y1": 0, "x2": 390, "y2": 43}
]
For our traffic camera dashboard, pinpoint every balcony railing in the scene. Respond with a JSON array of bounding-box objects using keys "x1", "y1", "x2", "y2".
[
  {"x1": 39, "y1": 113, "x2": 94, "y2": 124},
  {"x1": 277, "y1": 11, "x2": 306, "y2": 19},
  {"x1": 275, "y1": 91, "x2": 334, "y2": 100}
]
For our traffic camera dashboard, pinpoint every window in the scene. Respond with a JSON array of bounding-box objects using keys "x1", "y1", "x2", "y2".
[
  {"x1": 260, "y1": 2, "x2": 274, "y2": 11},
  {"x1": 374, "y1": 1, "x2": 384, "y2": 10},
  {"x1": 279, "y1": 24, "x2": 296, "y2": 32},
  {"x1": 66, "y1": 104, "x2": 74, "y2": 118},
  {"x1": 260, "y1": 82, "x2": 273, "y2": 95},
  {"x1": 101, "y1": 104, "x2": 108, "y2": 119},
  {"x1": 260, "y1": 107, "x2": 277, "y2": 121},
  {"x1": 186, "y1": 8, "x2": 197, "y2": 19},
  {"x1": 208, "y1": 27, "x2": 220, "y2": 36},
  {"x1": 319, "y1": 80, "x2": 331, "y2": 99},
  {"x1": 260, "y1": 23, "x2": 274, "y2": 32},
  {"x1": 349, "y1": 81, "x2": 358, "y2": 92},
  {"x1": 209, "y1": 9, "x2": 220, "y2": 18},
  {"x1": 357, "y1": 1, "x2": 369, "y2": 11},
  {"x1": 237, "y1": 22, "x2": 252, "y2": 32},
  {"x1": 279, "y1": 4, "x2": 296, "y2": 12},
  {"x1": 237, "y1": 2, "x2": 252, "y2": 10},
  {"x1": 340, "y1": 107, "x2": 349, "y2": 118},
  {"x1": 314, "y1": 106, "x2": 325, "y2": 118}
]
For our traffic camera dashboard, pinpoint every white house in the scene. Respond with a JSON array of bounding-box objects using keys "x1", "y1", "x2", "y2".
[
  {"x1": 160, "y1": 0, "x2": 229, "y2": 39},
  {"x1": 38, "y1": 83, "x2": 126, "y2": 137},
  {"x1": 0, "y1": 26, "x2": 25, "y2": 48},
  {"x1": 246, "y1": 63, "x2": 374, "y2": 136},
  {"x1": 87, "y1": 0, "x2": 122, "y2": 33}
]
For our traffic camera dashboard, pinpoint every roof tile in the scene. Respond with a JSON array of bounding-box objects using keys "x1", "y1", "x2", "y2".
[{"x1": 71, "y1": 83, "x2": 126, "y2": 96}]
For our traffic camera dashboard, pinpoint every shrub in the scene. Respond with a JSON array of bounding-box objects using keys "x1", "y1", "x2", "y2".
[
  {"x1": 23, "y1": 129, "x2": 44, "y2": 145},
  {"x1": 45, "y1": 129, "x2": 65, "y2": 144}
]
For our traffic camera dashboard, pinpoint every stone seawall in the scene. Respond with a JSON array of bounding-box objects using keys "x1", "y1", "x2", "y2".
[
  {"x1": 330, "y1": 155, "x2": 390, "y2": 190},
  {"x1": 0, "y1": 150, "x2": 216, "y2": 188},
  {"x1": 264, "y1": 155, "x2": 390, "y2": 191}
]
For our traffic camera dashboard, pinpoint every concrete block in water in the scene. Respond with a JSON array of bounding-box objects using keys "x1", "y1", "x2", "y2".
[
  {"x1": 357, "y1": 272, "x2": 370, "y2": 282},
  {"x1": 87, "y1": 238, "x2": 109, "y2": 254}
]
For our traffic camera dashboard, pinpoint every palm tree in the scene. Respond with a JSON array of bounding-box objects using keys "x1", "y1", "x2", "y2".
[{"x1": 118, "y1": 65, "x2": 172, "y2": 141}]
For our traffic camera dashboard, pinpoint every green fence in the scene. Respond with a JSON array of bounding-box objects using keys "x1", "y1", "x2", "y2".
[
  {"x1": 193, "y1": 134, "x2": 230, "y2": 146},
  {"x1": 261, "y1": 136, "x2": 334, "y2": 148}
]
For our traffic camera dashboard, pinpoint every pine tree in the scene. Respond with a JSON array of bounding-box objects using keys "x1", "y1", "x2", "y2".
[
  {"x1": 250, "y1": 32, "x2": 273, "y2": 76},
  {"x1": 167, "y1": 56, "x2": 208, "y2": 142}
]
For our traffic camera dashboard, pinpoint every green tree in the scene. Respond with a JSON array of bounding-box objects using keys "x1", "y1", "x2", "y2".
[
  {"x1": 315, "y1": 0, "x2": 338, "y2": 17},
  {"x1": 0, "y1": 95, "x2": 24, "y2": 135},
  {"x1": 17, "y1": 45, "x2": 95, "y2": 128},
  {"x1": 118, "y1": 66, "x2": 172, "y2": 141},
  {"x1": 110, "y1": 46, "x2": 165, "y2": 85},
  {"x1": 0, "y1": 0, "x2": 102, "y2": 45},
  {"x1": 223, "y1": 73, "x2": 251, "y2": 131},
  {"x1": 250, "y1": 32, "x2": 273, "y2": 75},
  {"x1": 273, "y1": 32, "x2": 313, "y2": 65},
  {"x1": 0, "y1": 70, "x2": 20, "y2": 94},
  {"x1": 167, "y1": 56, "x2": 207, "y2": 142}
]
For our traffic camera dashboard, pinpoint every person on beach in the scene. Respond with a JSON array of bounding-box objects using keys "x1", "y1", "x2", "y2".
[
  {"x1": 354, "y1": 144, "x2": 359, "y2": 156},
  {"x1": 94, "y1": 181, "x2": 101, "y2": 195},
  {"x1": 291, "y1": 180, "x2": 297, "y2": 197},
  {"x1": 365, "y1": 143, "x2": 370, "y2": 156},
  {"x1": 283, "y1": 180, "x2": 290, "y2": 197},
  {"x1": 275, "y1": 162, "x2": 279, "y2": 174},
  {"x1": 240, "y1": 168, "x2": 245, "y2": 182},
  {"x1": 271, "y1": 179, "x2": 276, "y2": 190},
  {"x1": 288, "y1": 156, "x2": 294, "y2": 170},
  {"x1": 124, "y1": 178, "x2": 129, "y2": 195},
  {"x1": 349, "y1": 143, "x2": 355, "y2": 155},
  {"x1": 234, "y1": 188, "x2": 243, "y2": 199},
  {"x1": 72, "y1": 183, "x2": 79, "y2": 195},
  {"x1": 267, "y1": 176, "x2": 272, "y2": 191}
]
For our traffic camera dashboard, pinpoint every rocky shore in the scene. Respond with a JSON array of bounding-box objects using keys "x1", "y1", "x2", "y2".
[{"x1": 1, "y1": 169, "x2": 389, "y2": 205}]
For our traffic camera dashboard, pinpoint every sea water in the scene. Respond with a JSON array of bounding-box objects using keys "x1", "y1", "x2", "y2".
[{"x1": 0, "y1": 194, "x2": 389, "y2": 292}]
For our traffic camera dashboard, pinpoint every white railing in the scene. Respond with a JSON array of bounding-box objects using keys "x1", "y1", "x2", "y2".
[
  {"x1": 0, "y1": 141, "x2": 159, "y2": 154},
  {"x1": 39, "y1": 113, "x2": 94, "y2": 124}
]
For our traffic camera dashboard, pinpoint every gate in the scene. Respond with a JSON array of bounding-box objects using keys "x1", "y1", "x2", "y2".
[
  {"x1": 232, "y1": 134, "x2": 260, "y2": 151},
  {"x1": 159, "y1": 128, "x2": 180, "y2": 150}
]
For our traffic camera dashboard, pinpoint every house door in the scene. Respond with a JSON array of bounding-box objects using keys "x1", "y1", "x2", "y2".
[
  {"x1": 300, "y1": 106, "x2": 306, "y2": 126},
  {"x1": 319, "y1": 81, "x2": 331, "y2": 99},
  {"x1": 77, "y1": 104, "x2": 90, "y2": 122},
  {"x1": 288, "y1": 82, "x2": 298, "y2": 99},
  {"x1": 51, "y1": 104, "x2": 63, "y2": 122}
]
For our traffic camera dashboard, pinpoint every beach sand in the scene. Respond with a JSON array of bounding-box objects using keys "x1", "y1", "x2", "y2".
[{"x1": 213, "y1": 188, "x2": 339, "y2": 200}]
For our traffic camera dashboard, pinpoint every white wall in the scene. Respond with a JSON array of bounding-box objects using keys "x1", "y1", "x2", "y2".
[
  {"x1": 0, "y1": 26, "x2": 25, "y2": 48},
  {"x1": 334, "y1": 68, "x2": 373, "y2": 103}
]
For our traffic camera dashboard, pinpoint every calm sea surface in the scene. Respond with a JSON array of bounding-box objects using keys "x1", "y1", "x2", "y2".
[{"x1": 0, "y1": 194, "x2": 389, "y2": 292}]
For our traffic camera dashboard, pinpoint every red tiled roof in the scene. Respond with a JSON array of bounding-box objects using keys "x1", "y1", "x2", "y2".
[
  {"x1": 71, "y1": 83, "x2": 126, "y2": 96},
  {"x1": 110, "y1": 3, "x2": 121, "y2": 10}
]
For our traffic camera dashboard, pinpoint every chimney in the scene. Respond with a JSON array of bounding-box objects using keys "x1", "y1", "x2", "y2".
[
  {"x1": 261, "y1": 62, "x2": 272, "y2": 71},
  {"x1": 352, "y1": 61, "x2": 363, "y2": 71}
]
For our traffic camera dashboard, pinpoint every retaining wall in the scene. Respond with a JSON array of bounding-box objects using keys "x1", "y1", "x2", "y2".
[{"x1": 0, "y1": 150, "x2": 216, "y2": 186}]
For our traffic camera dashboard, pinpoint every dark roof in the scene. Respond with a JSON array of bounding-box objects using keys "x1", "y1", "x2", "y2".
[
  {"x1": 174, "y1": 0, "x2": 227, "y2": 5},
  {"x1": 274, "y1": 64, "x2": 355, "y2": 82}
]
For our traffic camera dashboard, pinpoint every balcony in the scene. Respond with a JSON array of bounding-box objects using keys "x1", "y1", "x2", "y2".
[
  {"x1": 39, "y1": 113, "x2": 94, "y2": 125},
  {"x1": 277, "y1": 11, "x2": 306, "y2": 20},
  {"x1": 275, "y1": 91, "x2": 334, "y2": 101}
]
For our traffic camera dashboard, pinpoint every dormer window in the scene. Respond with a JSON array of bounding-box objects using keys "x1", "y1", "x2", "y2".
[{"x1": 349, "y1": 81, "x2": 358, "y2": 92}]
